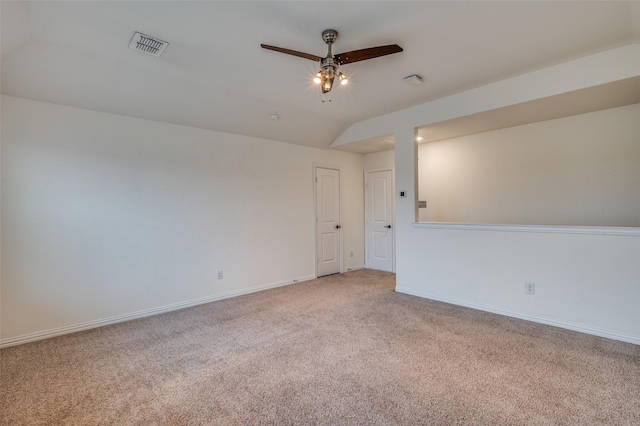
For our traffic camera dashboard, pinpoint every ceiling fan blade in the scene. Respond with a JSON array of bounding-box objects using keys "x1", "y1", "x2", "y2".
[
  {"x1": 260, "y1": 44, "x2": 323, "y2": 62},
  {"x1": 335, "y1": 44, "x2": 403, "y2": 65}
]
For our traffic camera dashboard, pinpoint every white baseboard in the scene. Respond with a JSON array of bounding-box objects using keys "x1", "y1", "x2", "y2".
[
  {"x1": 0, "y1": 275, "x2": 315, "y2": 349},
  {"x1": 345, "y1": 264, "x2": 366, "y2": 272},
  {"x1": 395, "y1": 286, "x2": 640, "y2": 346}
]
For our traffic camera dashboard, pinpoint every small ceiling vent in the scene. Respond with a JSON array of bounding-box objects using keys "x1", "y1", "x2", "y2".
[
  {"x1": 129, "y1": 32, "x2": 168, "y2": 57},
  {"x1": 402, "y1": 74, "x2": 423, "y2": 86}
]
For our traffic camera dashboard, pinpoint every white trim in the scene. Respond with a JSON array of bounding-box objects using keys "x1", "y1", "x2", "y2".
[
  {"x1": 412, "y1": 222, "x2": 640, "y2": 237},
  {"x1": 364, "y1": 167, "x2": 396, "y2": 272},
  {"x1": 0, "y1": 275, "x2": 314, "y2": 349},
  {"x1": 395, "y1": 286, "x2": 640, "y2": 346},
  {"x1": 345, "y1": 264, "x2": 366, "y2": 272}
]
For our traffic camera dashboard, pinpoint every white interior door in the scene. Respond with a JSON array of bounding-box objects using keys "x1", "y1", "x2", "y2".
[
  {"x1": 316, "y1": 167, "x2": 341, "y2": 277},
  {"x1": 366, "y1": 169, "x2": 394, "y2": 272}
]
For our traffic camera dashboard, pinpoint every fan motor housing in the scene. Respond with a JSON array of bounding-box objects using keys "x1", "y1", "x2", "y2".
[{"x1": 322, "y1": 29, "x2": 338, "y2": 45}]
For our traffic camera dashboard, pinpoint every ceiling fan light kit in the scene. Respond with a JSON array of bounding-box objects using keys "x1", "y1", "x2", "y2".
[{"x1": 261, "y1": 29, "x2": 402, "y2": 102}]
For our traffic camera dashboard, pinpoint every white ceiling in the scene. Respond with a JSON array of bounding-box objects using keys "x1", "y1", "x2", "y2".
[
  {"x1": 333, "y1": 76, "x2": 640, "y2": 153},
  {"x1": 417, "y1": 77, "x2": 640, "y2": 144},
  {"x1": 2, "y1": 1, "x2": 639, "y2": 149}
]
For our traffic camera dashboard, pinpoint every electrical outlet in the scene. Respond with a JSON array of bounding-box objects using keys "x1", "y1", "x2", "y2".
[
  {"x1": 350, "y1": 250, "x2": 354, "y2": 257},
  {"x1": 525, "y1": 282, "x2": 535, "y2": 294},
  {"x1": 217, "y1": 270, "x2": 224, "y2": 280}
]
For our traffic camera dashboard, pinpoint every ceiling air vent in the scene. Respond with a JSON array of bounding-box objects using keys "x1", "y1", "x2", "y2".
[{"x1": 129, "y1": 32, "x2": 168, "y2": 57}]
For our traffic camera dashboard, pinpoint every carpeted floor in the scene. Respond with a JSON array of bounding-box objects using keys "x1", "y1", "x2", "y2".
[{"x1": 1, "y1": 269, "x2": 639, "y2": 425}]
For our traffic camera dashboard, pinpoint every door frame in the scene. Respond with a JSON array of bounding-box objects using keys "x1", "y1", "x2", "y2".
[
  {"x1": 313, "y1": 164, "x2": 343, "y2": 278},
  {"x1": 364, "y1": 167, "x2": 395, "y2": 273}
]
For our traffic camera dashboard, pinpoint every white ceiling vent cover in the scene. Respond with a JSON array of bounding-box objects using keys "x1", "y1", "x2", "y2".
[{"x1": 129, "y1": 32, "x2": 168, "y2": 57}]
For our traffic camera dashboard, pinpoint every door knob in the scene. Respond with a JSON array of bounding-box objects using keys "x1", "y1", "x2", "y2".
[
  {"x1": 385, "y1": 225, "x2": 392, "y2": 229},
  {"x1": 335, "y1": 225, "x2": 341, "y2": 229}
]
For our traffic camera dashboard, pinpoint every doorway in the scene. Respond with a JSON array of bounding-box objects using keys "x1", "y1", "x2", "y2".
[
  {"x1": 315, "y1": 166, "x2": 342, "y2": 277},
  {"x1": 365, "y1": 168, "x2": 394, "y2": 272}
]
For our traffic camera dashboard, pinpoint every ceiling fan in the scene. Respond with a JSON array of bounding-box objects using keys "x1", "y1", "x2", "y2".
[{"x1": 261, "y1": 29, "x2": 403, "y2": 101}]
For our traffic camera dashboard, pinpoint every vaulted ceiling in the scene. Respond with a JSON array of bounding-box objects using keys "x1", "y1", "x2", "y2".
[{"x1": 2, "y1": 1, "x2": 639, "y2": 149}]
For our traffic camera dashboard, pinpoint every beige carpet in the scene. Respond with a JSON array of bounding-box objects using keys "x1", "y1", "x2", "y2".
[{"x1": 1, "y1": 269, "x2": 639, "y2": 425}]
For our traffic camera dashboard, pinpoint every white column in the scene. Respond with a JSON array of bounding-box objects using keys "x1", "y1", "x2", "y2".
[{"x1": 393, "y1": 125, "x2": 417, "y2": 283}]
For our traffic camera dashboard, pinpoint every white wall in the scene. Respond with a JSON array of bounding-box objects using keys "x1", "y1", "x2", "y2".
[
  {"x1": 399, "y1": 225, "x2": 640, "y2": 341},
  {"x1": 0, "y1": 95, "x2": 365, "y2": 345},
  {"x1": 334, "y1": 44, "x2": 640, "y2": 344},
  {"x1": 418, "y1": 104, "x2": 640, "y2": 226},
  {"x1": 363, "y1": 150, "x2": 394, "y2": 171}
]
